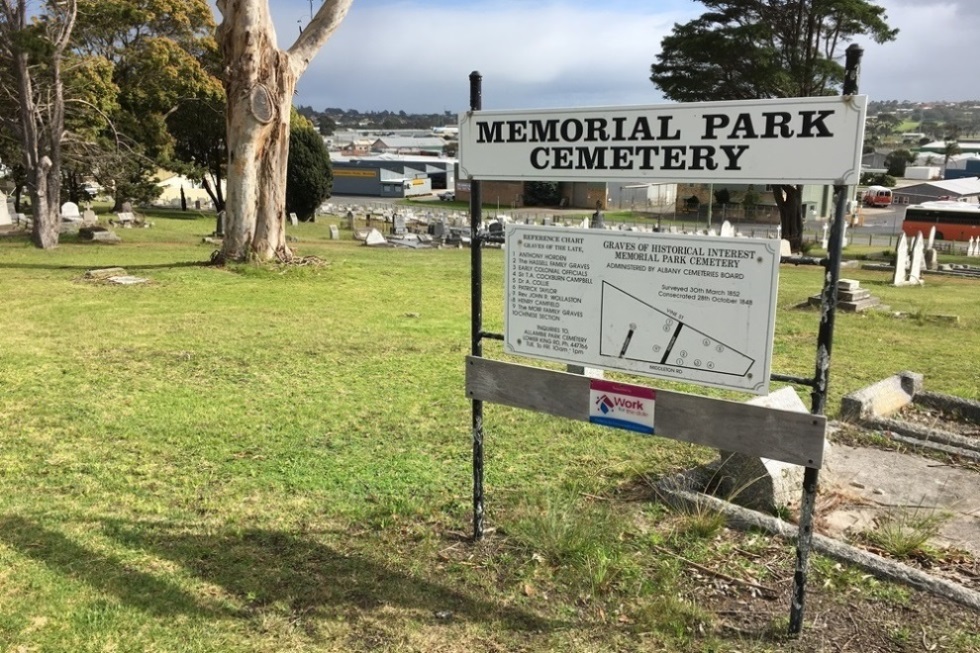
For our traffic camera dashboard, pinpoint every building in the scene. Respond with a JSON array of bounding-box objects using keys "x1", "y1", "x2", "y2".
[
  {"x1": 331, "y1": 155, "x2": 455, "y2": 198},
  {"x1": 891, "y1": 177, "x2": 980, "y2": 205}
]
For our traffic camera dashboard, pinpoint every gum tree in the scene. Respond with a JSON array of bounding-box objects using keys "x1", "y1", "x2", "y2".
[
  {"x1": 0, "y1": 0, "x2": 77, "y2": 249},
  {"x1": 215, "y1": 0, "x2": 352, "y2": 263},
  {"x1": 650, "y1": 0, "x2": 897, "y2": 250}
]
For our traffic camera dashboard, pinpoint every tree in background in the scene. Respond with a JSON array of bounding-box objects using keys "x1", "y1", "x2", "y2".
[
  {"x1": 0, "y1": 0, "x2": 78, "y2": 248},
  {"x1": 286, "y1": 112, "x2": 332, "y2": 222},
  {"x1": 941, "y1": 140, "x2": 961, "y2": 175},
  {"x1": 884, "y1": 149, "x2": 915, "y2": 178},
  {"x1": 650, "y1": 0, "x2": 897, "y2": 251},
  {"x1": 73, "y1": 0, "x2": 219, "y2": 211},
  {"x1": 215, "y1": 0, "x2": 353, "y2": 263},
  {"x1": 523, "y1": 181, "x2": 561, "y2": 207}
]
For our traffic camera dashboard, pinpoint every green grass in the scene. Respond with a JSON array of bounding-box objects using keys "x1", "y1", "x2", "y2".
[{"x1": 2, "y1": 213, "x2": 980, "y2": 651}]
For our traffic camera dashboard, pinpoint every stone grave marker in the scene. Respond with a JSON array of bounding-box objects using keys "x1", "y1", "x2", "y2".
[
  {"x1": 892, "y1": 233, "x2": 910, "y2": 286},
  {"x1": 841, "y1": 220, "x2": 849, "y2": 247},
  {"x1": 908, "y1": 232, "x2": 925, "y2": 284},
  {"x1": 927, "y1": 225, "x2": 936, "y2": 250},
  {"x1": 393, "y1": 214, "x2": 406, "y2": 235},
  {"x1": 289, "y1": 212, "x2": 298, "y2": 227},
  {"x1": 364, "y1": 228, "x2": 387, "y2": 246},
  {"x1": 779, "y1": 239, "x2": 792, "y2": 257},
  {"x1": 82, "y1": 209, "x2": 98, "y2": 226},
  {"x1": 0, "y1": 192, "x2": 10, "y2": 226},
  {"x1": 820, "y1": 223, "x2": 828, "y2": 250},
  {"x1": 329, "y1": 225, "x2": 340, "y2": 240},
  {"x1": 346, "y1": 210, "x2": 356, "y2": 230},
  {"x1": 430, "y1": 220, "x2": 446, "y2": 240},
  {"x1": 121, "y1": 201, "x2": 133, "y2": 214},
  {"x1": 720, "y1": 220, "x2": 734, "y2": 237},
  {"x1": 61, "y1": 201, "x2": 81, "y2": 221},
  {"x1": 707, "y1": 228, "x2": 717, "y2": 237}
]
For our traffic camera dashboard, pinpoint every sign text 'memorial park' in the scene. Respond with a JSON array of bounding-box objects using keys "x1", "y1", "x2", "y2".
[{"x1": 459, "y1": 96, "x2": 867, "y2": 185}]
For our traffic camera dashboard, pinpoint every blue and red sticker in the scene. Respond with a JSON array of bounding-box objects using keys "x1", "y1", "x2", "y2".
[{"x1": 589, "y1": 379, "x2": 656, "y2": 434}]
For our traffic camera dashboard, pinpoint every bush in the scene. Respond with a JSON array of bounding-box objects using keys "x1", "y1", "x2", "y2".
[
  {"x1": 859, "y1": 172, "x2": 895, "y2": 187},
  {"x1": 286, "y1": 125, "x2": 332, "y2": 222}
]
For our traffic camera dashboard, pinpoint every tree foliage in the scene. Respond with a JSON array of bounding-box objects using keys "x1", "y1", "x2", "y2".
[
  {"x1": 286, "y1": 113, "x2": 332, "y2": 222},
  {"x1": 650, "y1": 0, "x2": 897, "y2": 250}
]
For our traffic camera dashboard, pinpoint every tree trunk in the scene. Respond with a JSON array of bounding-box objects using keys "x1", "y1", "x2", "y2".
[
  {"x1": 217, "y1": 4, "x2": 293, "y2": 263},
  {"x1": 4, "y1": 1, "x2": 74, "y2": 250},
  {"x1": 773, "y1": 184, "x2": 804, "y2": 252},
  {"x1": 216, "y1": 0, "x2": 352, "y2": 264}
]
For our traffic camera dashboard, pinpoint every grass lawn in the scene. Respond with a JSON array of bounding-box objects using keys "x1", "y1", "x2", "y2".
[{"x1": 1, "y1": 212, "x2": 979, "y2": 652}]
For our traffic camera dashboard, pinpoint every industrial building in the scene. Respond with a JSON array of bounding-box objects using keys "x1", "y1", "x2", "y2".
[{"x1": 331, "y1": 155, "x2": 455, "y2": 198}]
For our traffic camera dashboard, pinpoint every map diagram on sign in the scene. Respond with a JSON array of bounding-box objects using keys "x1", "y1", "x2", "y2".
[{"x1": 598, "y1": 282, "x2": 755, "y2": 377}]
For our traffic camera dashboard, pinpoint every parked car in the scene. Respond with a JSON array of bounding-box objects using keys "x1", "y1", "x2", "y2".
[{"x1": 438, "y1": 191, "x2": 455, "y2": 201}]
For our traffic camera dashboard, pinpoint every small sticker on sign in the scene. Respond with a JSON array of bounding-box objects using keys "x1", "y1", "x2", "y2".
[{"x1": 589, "y1": 379, "x2": 656, "y2": 434}]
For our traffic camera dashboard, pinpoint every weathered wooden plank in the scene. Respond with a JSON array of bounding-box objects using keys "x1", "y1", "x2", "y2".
[{"x1": 465, "y1": 356, "x2": 825, "y2": 468}]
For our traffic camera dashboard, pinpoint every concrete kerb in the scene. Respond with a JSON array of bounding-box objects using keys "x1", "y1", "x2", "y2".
[
  {"x1": 839, "y1": 370, "x2": 922, "y2": 422},
  {"x1": 841, "y1": 372, "x2": 980, "y2": 459},
  {"x1": 655, "y1": 485, "x2": 980, "y2": 612}
]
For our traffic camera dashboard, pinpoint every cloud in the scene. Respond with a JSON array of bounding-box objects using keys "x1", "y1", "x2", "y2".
[
  {"x1": 290, "y1": 0, "x2": 686, "y2": 112},
  {"x1": 267, "y1": 0, "x2": 977, "y2": 112}
]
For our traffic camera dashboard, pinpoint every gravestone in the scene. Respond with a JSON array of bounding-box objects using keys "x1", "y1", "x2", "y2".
[
  {"x1": 346, "y1": 210, "x2": 355, "y2": 230},
  {"x1": 840, "y1": 220, "x2": 849, "y2": 247},
  {"x1": 908, "y1": 233, "x2": 925, "y2": 285},
  {"x1": 393, "y1": 214, "x2": 406, "y2": 235},
  {"x1": 121, "y1": 201, "x2": 134, "y2": 214},
  {"x1": 61, "y1": 201, "x2": 81, "y2": 221},
  {"x1": 970, "y1": 237, "x2": 978, "y2": 257},
  {"x1": 892, "y1": 233, "x2": 910, "y2": 286},
  {"x1": 81, "y1": 209, "x2": 98, "y2": 226},
  {"x1": 720, "y1": 220, "x2": 734, "y2": 238},
  {"x1": 713, "y1": 387, "x2": 820, "y2": 513},
  {"x1": 289, "y1": 212, "x2": 298, "y2": 227},
  {"x1": 707, "y1": 228, "x2": 717, "y2": 237},
  {"x1": 820, "y1": 223, "x2": 828, "y2": 250},
  {"x1": 542, "y1": 216, "x2": 553, "y2": 226},
  {"x1": 924, "y1": 248, "x2": 938, "y2": 271},
  {"x1": 0, "y1": 192, "x2": 10, "y2": 227},
  {"x1": 329, "y1": 225, "x2": 340, "y2": 240},
  {"x1": 927, "y1": 225, "x2": 936, "y2": 250},
  {"x1": 430, "y1": 220, "x2": 447, "y2": 241},
  {"x1": 364, "y1": 228, "x2": 387, "y2": 246},
  {"x1": 779, "y1": 239, "x2": 792, "y2": 257}
]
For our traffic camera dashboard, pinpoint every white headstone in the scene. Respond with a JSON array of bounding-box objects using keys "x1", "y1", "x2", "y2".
[
  {"x1": 820, "y1": 223, "x2": 828, "y2": 250},
  {"x1": 927, "y1": 225, "x2": 936, "y2": 250},
  {"x1": 364, "y1": 228, "x2": 387, "y2": 246},
  {"x1": 720, "y1": 220, "x2": 734, "y2": 238},
  {"x1": 60, "y1": 201, "x2": 80, "y2": 221},
  {"x1": 908, "y1": 233, "x2": 925, "y2": 284},
  {"x1": 779, "y1": 239, "x2": 792, "y2": 257},
  {"x1": 892, "y1": 233, "x2": 910, "y2": 286},
  {"x1": 0, "y1": 192, "x2": 10, "y2": 226},
  {"x1": 329, "y1": 225, "x2": 340, "y2": 240},
  {"x1": 707, "y1": 228, "x2": 717, "y2": 237},
  {"x1": 841, "y1": 220, "x2": 849, "y2": 247},
  {"x1": 970, "y1": 237, "x2": 978, "y2": 257}
]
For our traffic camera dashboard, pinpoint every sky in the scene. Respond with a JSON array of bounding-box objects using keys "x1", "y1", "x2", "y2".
[{"x1": 235, "y1": 0, "x2": 979, "y2": 114}]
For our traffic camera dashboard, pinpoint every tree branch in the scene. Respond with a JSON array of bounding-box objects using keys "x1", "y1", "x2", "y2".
[{"x1": 287, "y1": 0, "x2": 353, "y2": 79}]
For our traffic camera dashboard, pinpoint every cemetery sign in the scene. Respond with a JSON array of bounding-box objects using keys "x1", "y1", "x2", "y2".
[
  {"x1": 460, "y1": 95, "x2": 866, "y2": 184},
  {"x1": 506, "y1": 226, "x2": 780, "y2": 394}
]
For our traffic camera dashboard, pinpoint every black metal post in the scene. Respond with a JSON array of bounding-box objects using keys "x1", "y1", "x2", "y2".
[
  {"x1": 469, "y1": 71, "x2": 486, "y2": 541},
  {"x1": 789, "y1": 43, "x2": 863, "y2": 635}
]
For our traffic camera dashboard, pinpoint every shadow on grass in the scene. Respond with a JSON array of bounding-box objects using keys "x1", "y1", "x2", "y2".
[
  {"x1": 0, "y1": 261, "x2": 211, "y2": 271},
  {"x1": 0, "y1": 515, "x2": 226, "y2": 618},
  {"x1": 1, "y1": 515, "x2": 551, "y2": 631},
  {"x1": 104, "y1": 521, "x2": 551, "y2": 630}
]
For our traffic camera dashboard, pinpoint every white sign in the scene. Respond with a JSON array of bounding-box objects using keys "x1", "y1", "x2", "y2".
[
  {"x1": 461, "y1": 95, "x2": 866, "y2": 185},
  {"x1": 505, "y1": 225, "x2": 780, "y2": 394}
]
